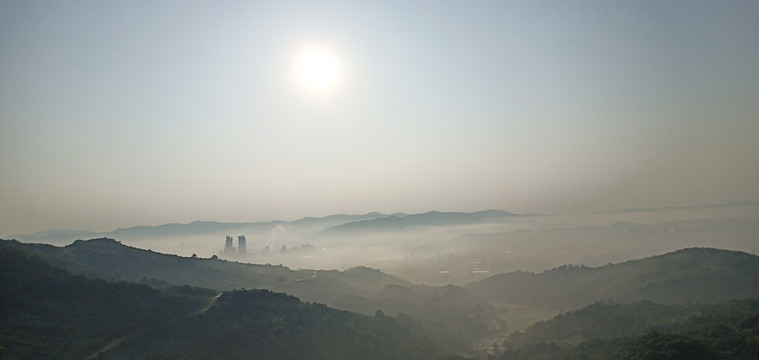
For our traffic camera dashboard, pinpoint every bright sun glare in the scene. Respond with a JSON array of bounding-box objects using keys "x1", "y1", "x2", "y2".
[{"x1": 297, "y1": 48, "x2": 339, "y2": 91}]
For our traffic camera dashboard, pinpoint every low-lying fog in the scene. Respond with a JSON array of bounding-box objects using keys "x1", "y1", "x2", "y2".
[{"x1": 14, "y1": 205, "x2": 759, "y2": 285}]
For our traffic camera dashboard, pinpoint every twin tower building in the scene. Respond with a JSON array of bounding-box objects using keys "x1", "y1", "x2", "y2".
[{"x1": 224, "y1": 235, "x2": 246, "y2": 256}]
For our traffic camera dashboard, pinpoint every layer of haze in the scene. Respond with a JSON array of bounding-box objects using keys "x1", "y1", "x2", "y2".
[{"x1": 1, "y1": 0, "x2": 758, "y2": 235}]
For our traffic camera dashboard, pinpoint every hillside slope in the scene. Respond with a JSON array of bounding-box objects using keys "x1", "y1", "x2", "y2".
[
  {"x1": 0, "y1": 243, "x2": 459, "y2": 360},
  {"x1": 0, "y1": 238, "x2": 409, "y2": 303},
  {"x1": 0, "y1": 239, "x2": 491, "y2": 349},
  {"x1": 102, "y1": 289, "x2": 450, "y2": 360},
  {"x1": 0, "y1": 244, "x2": 214, "y2": 359},
  {"x1": 467, "y1": 248, "x2": 759, "y2": 310},
  {"x1": 496, "y1": 300, "x2": 759, "y2": 360}
]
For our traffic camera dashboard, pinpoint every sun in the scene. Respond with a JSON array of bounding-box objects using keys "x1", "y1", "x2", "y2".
[{"x1": 297, "y1": 48, "x2": 339, "y2": 91}]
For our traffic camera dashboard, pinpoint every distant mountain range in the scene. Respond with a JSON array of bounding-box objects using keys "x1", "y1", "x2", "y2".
[
  {"x1": 9, "y1": 201, "x2": 758, "y2": 244},
  {"x1": 5, "y1": 214, "x2": 382, "y2": 245},
  {"x1": 7, "y1": 209, "x2": 522, "y2": 245},
  {"x1": 10, "y1": 202, "x2": 756, "y2": 244},
  {"x1": 321, "y1": 210, "x2": 519, "y2": 235}
]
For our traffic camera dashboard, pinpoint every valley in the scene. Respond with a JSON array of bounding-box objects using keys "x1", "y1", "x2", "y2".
[{"x1": 2, "y1": 205, "x2": 758, "y2": 359}]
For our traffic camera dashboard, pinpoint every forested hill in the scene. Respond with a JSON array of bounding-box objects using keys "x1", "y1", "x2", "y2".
[
  {"x1": 0, "y1": 238, "x2": 410, "y2": 305},
  {"x1": 102, "y1": 290, "x2": 447, "y2": 360},
  {"x1": 467, "y1": 247, "x2": 759, "y2": 310},
  {"x1": 495, "y1": 300, "x2": 759, "y2": 360},
  {"x1": 0, "y1": 241, "x2": 460, "y2": 360},
  {"x1": 0, "y1": 243, "x2": 215, "y2": 359},
  {"x1": 1, "y1": 237, "x2": 306, "y2": 289},
  {"x1": 0, "y1": 239, "x2": 492, "y2": 349}
]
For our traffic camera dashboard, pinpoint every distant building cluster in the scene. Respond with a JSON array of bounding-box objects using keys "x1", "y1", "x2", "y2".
[{"x1": 223, "y1": 235, "x2": 247, "y2": 258}]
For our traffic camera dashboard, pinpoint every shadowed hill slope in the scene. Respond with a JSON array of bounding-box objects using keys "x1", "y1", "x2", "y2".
[
  {"x1": 0, "y1": 243, "x2": 214, "y2": 359},
  {"x1": 0, "y1": 238, "x2": 495, "y2": 351},
  {"x1": 467, "y1": 248, "x2": 759, "y2": 310},
  {"x1": 103, "y1": 289, "x2": 449, "y2": 360},
  {"x1": 495, "y1": 300, "x2": 759, "y2": 360},
  {"x1": 0, "y1": 242, "x2": 459, "y2": 360},
  {"x1": 2, "y1": 238, "x2": 304, "y2": 290},
  {"x1": 0, "y1": 238, "x2": 410, "y2": 303}
]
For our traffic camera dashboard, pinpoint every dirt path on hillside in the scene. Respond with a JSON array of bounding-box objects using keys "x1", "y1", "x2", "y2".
[{"x1": 81, "y1": 292, "x2": 223, "y2": 360}]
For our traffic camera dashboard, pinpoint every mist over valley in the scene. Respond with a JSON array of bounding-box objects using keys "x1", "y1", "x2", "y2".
[
  {"x1": 4, "y1": 204, "x2": 759, "y2": 358},
  {"x1": 11, "y1": 204, "x2": 758, "y2": 286}
]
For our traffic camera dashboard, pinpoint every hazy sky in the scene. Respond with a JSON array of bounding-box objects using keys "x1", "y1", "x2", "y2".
[{"x1": 1, "y1": 0, "x2": 758, "y2": 235}]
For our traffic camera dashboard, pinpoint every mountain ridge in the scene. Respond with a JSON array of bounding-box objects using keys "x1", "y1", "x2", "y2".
[
  {"x1": 0, "y1": 243, "x2": 453, "y2": 360},
  {"x1": 467, "y1": 247, "x2": 759, "y2": 310},
  {"x1": 495, "y1": 299, "x2": 759, "y2": 360},
  {"x1": 7, "y1": 210, "x2": 520, "y2": 245},
  {"x1": 322, "y1": 209, "x2": 520, "y2": 234},
  {"x1": 0, "y1": 237, "x2": 495, "y2": 354}
]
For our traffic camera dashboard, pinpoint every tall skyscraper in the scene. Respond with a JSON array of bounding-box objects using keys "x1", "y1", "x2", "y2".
[
  {"x1": 238, "y1": 235, "x2": 247, "y2": 255},
  {"x1": 224, "y1": 235, "x2": 234, "y2": 254}
]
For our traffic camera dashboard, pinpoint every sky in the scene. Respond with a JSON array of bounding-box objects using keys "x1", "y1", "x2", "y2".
[{"x1": 1, "y1": 0, "x2": 758, "y2": 235}]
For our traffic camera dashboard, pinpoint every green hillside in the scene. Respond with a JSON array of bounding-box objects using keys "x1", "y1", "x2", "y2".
[
  {"x1": 495, "y1": 300, "x2": 759, "y2": 360},
  {"x1": 1, "y1": 238, "x2": 306, "y2": 290},
  {"x1": 467, "y1": 248, "x2": 759, "y2": 310},
  {"x1": 0, "y1": 238, "x2": 412, "y2": 304},
  {"x1": 0, "y1": 241, "x2": 465, "y2": 360},
  {"x1": 0, "y1": 239, "x2": 488, "y2": 353},
  {"x1": 0, "y1": 243, "x2": 214, "y2": 359},
  {"x1": 334, "y1": 283, "x2": 499, "y2": 343},
  {"x1": 101, "y1": 289, "x2": 448, "y2": 360}
]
